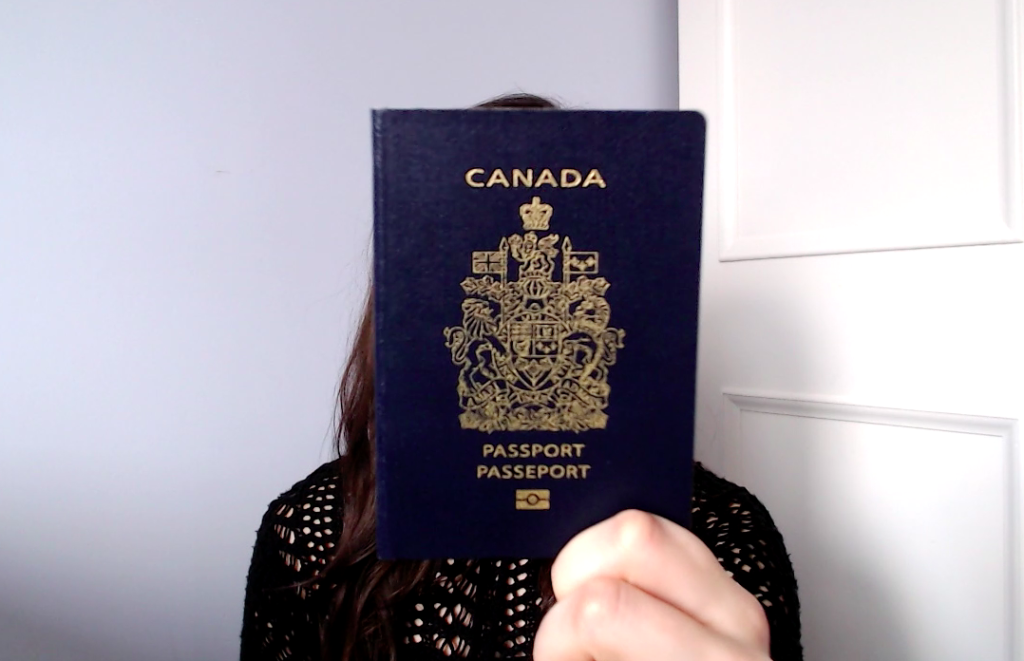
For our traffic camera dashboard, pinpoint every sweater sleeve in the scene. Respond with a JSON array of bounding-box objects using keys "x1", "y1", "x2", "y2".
[
  {"x1": 691, "y1": 464, "x2": 803, "y2": 661},
  {"x1": 240, "y1": 464, "x2": 341, "y2": 661}
]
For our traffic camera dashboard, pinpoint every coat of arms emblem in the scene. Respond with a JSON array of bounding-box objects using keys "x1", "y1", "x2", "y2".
[{"x1": 443, "y1": 197, "x2": 625, "y2": 432}]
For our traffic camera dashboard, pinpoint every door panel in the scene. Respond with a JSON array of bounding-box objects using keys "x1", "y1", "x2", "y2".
[
  {"x1": 680, "y1": 1, "x2": 1024, "y2": 658},
  {"x1": 694, "y1": 0, "x2": 1022, "y2": 261},
  {"x1": 724, "y1": 392, "x2": 1015, "y2": 661}
]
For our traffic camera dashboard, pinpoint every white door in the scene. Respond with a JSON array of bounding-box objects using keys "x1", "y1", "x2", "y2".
[{"x1": 679, "y1": 2, "x2": 1024, "y2": 660}]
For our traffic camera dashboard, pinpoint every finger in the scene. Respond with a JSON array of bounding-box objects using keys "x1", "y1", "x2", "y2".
[
  {"x1": 534, "y1": 576, "x2": 769, "y2": 661},
  {"x1": 551, "y1": 510, "x2": 769, "y2": 651}
]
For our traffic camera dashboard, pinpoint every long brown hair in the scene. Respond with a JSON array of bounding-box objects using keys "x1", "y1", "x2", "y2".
[{"x1": 320, "y1": 93, "x2": 558, "y2": 661}]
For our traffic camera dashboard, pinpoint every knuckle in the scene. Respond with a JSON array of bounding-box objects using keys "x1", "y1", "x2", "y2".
[
  {"x1": 609, "y1": 509, "x2": 663, "y2": 558},
  {"x1": 722, "y1": 646, "x2": 768, "y2": 661},
  {"x1": 532, "y1": 606, "x2": 562, "y2": 661},
  {"x1": 738, "y1": 591, "x2": 771, "y2": 650},
  {"x1": 568, "y1": 576, "x2": 627, "y2": 643}
]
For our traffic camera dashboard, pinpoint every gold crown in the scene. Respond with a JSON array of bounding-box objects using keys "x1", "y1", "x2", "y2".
[{"x1": 519, "y1": 196, "x2": 552, "y2": 231}]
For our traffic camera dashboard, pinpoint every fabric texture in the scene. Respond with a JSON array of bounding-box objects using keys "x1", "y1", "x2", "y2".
[{"x1": 240, "y1": 461, "x2": 803, "y2": 661}]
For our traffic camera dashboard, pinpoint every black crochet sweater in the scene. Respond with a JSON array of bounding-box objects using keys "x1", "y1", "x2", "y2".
[{"x1": 240, "y1": 461, "x2": 802, "y2": 661}]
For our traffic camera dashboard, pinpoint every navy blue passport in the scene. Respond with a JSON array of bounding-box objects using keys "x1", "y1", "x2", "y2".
[{"x1": 373, "y1": 109, "x2": 705, "y2": 559}]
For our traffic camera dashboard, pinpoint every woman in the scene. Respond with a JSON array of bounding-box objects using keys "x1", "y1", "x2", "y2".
[{"x1": 240, "y1": 94, "x2": 802, "y2": 661}]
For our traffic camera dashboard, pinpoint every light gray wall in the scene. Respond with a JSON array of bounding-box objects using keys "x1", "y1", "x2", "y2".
[{"x1": 0, "y1": 2, "x2": 678, "y2": 659}]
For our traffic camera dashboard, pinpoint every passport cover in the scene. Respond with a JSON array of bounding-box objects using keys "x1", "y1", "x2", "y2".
[{"x1": 373, "y1": 109, "x2": 706, "y2": 559}]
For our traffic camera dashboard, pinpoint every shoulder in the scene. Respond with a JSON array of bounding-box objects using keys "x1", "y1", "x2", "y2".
[
  {"x1": 691, "y1": 462, "x2": 803, "y2": 660},
  {"x1": 252, "y1": 460, "x2": 344, "y2": 582},
  {"x1": 689, "y1": 461, "x2": 793, "y2": 585},
  {"x1": 240, "y1": 460, "x2": 343, "y2": 660},
  {"x1": 267, "y1": 459, "x2": 342, "y2": 517},
  {"x1": 691, "y1": 461, "x2": 782, "y2": 537}
]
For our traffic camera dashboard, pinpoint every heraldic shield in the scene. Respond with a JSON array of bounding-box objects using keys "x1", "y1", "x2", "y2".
[{"x1": 443, "y1": 197, "x2": 625, "y2": 432}]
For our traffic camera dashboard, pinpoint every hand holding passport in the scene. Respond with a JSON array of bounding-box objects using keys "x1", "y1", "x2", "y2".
[
  {"x1": 373, "y1": 109, "x2": 706, "y2": 560},
  {"x1": 535, "y1": 509, "x2": 772, "y2": 661}
]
